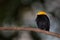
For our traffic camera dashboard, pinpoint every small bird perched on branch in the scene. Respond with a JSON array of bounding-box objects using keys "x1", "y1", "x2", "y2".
[{"x1": 36, "y1": 11, "x2": 50, "y2": 31}]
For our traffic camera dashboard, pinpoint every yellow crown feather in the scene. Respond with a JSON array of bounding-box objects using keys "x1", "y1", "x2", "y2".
[{"x1": 37, "y1": 11, "x2": 47, "y2": 15}]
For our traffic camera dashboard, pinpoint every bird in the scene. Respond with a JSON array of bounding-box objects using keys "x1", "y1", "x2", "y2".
[{"x1": 36, "y1": 11, "x2": 50, "y2": 31}]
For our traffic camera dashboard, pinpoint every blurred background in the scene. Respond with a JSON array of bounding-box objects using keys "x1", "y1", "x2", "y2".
[{"x1": 0, "y1": 0, "x2": 60, "y2": 40}]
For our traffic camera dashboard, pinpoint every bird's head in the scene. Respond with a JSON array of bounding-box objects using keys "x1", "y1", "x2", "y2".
[{"x1": 37, "y1": 11, "x2": 47, "y2": 15}]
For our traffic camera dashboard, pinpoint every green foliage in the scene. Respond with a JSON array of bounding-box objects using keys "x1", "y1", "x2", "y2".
[
  {"x1": 0, "y1": 0, "x2": 21, "y2": 26},
  {"x1": 30, "y1": 31, "x2": 41, "y2": 40}
]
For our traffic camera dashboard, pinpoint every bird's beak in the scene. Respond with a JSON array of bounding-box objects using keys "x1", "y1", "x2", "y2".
[{"x1": 37, "y1": 11, "x2": 47, "y2": 15}]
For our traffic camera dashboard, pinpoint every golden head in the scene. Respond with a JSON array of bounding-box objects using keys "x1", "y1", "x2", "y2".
[{"x1": 37, "y1": 11, "x2": 47, "y2": 15}]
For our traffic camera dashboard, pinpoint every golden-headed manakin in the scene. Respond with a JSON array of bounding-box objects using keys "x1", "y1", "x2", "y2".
[{"x1": 36, "y1": 11, "x2": 50, "y2": 31}]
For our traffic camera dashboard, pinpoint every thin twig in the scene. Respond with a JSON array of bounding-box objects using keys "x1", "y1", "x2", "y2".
[{"x1": 0, "y1": 27, "x2": 60, "y2": 38}]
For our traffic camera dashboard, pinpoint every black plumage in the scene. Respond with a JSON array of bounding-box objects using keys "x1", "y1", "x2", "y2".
[{"x1": 36, "y1": 15, "x2": 50, "y2": 31}]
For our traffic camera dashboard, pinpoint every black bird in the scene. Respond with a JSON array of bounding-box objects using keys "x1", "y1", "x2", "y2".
[{"x1": 36, "y1": 11, "x2": 50, "y2": 31}]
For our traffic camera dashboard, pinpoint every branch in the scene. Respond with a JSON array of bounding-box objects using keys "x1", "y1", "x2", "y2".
[{"x1": 0, "y1": 27, "x2": 60, "y2": 38}]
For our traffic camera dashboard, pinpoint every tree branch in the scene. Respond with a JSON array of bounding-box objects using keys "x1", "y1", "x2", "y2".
[{"x1": 0, "y1": 27, "x2": 60, "y2": 38}]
